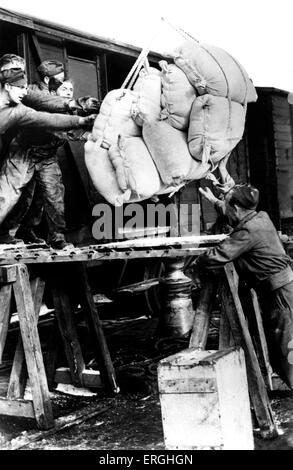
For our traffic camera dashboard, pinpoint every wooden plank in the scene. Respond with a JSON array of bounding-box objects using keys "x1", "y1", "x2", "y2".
[
  {"x1": 100, "y1": 235, "x2": 227, "y2": 250},
  {"x1": 189, "y1": 278, "x2": 218, "y2": 349},
  {"x1": 0, "y1": 397, "x2": 34, "y2": 419},
  {"x1": 13, "y1": 264, "x2": 54, "y2": 429},
  {"x1": 273, "y1": 124, "x2": 292, "y2": 133},
  {"x1": 250, "y1": 289, "x2": 273, "y2": 391},
  {"x1": 0, "y1": 8, "x2": 162, "y2": 60},
  {"x1": 54, "y1": 367, "x2": 103, "y2": 388},
  {"x1": 0, "y1": 284, "x2": 12, "y2": 363},
  {"x1": 114, "y1": 277, "x2": 160, "y2": 294},
  {"x1": 223, "y1": 263, "x2": 278, "y2": 439},
  {"x1": 76, "y1": 264, "x2": 119, "y2": 394},
  {"x1": 219, "y1": 281, "x2": 243, "y2": 346},
  {"x1": 0, "y1": 401, "x2": 113, "y2": 450},
  {"x1": 44, "y1": 318, "x2": 61, "y2": 390},
  {"x1": 274, "y1": 141, "x2": 292, "y2": 150},
  {"x1": 51, "y1": 272, "x2": 85, "y2": 387},
  {"x1": 219, "y1": 308, "x2": 233, "y2": 349},
  {"x1": 7, "y1": 277, "x2": 45, "y2": 399},
  {"x1": 0, "y1": 246, "x2": 210, "y2": 265},
  {"x1": 0, "y1": 265, "x2": 17, "y2": 283}
]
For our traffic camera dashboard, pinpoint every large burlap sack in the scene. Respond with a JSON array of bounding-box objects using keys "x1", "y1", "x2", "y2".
[
  {"x1": 131, "y1": 67, "x2": 162, "y2": 125},
  {"x1": 84, "y1": 138, "x2": 131, "y2": 206},
  {"x1": 173, "y1": 40, "x2": 257, "y2": 104},
  {"x1": 159, "y1": 60, "x2": 196, "y2": 130},
  {"x1": 143, "y1": 120, "x2": 194, "y2": 185},
  {"x1": 188, "y1": 94, "x2": 246, "y2": 165},
  {"x1": 91, "y1": 89, "x2": 140, "y2": 148},
  {"x1": 109, "y1": 136, "x2": 162, "y2": 199}
]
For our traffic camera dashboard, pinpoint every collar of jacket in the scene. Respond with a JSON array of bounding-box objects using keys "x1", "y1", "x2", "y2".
[{"x1": 232, "y1": 210, "x2": 258, "y2": 233}]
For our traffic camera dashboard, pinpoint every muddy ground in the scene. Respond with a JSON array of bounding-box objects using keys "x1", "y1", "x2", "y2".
[{"x1": 1, "y1": 297, "x2": 293, "y2": 451}]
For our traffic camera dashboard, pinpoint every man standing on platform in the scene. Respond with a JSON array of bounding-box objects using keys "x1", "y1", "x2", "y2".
[
  {"x1": 190, "y1": 183, "x2": 293, "y2": 389},
  {"x1": 0, "y1": 67, "x2": 96, "y2": 243}
]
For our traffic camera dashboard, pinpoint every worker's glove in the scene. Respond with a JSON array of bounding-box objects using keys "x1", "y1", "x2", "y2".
[
  {"x1": 77, "y1": 96, "x2": 101, "y2": 114},
  {"x1": 78, "y1": 114, "x2": 98, "y2": 129}
]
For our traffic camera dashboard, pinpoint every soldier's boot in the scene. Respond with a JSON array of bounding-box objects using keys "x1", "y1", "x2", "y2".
[
  {"x1": 16, "y1": 227, "x2": 45, "y2": 244},
  {"x1": 48, "y1": 232, "x2": 73, "y2": 250},
  {"x1": 0, "y1": 231, "x2": 24, "y2": 244}
]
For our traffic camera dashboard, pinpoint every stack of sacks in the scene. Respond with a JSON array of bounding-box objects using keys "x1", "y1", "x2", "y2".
[
  {"x1": 171, "y1": 40, "x2": 257, "y2": 165},
  {"x1": 134, "y1": 64, "x2": 210, "y2": 186},
  {"x1": 85, "y1": 39, "x2": 257, "y2": 206}
]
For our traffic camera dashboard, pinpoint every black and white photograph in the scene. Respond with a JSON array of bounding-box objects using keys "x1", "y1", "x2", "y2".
[{"x1": 0, "y1": 0, "x2": 292, "y2": 455}]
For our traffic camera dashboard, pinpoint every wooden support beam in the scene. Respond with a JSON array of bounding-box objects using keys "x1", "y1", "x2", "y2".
[
  {"x1": 76, "y1": 264, "x2": 119, "y2": 394},
  {"x1": 51, "y1": 272, "x2": 85, "y2": 387},
  {"x1": 222, "y1": 263, "x2": 278, "y2": 439},
  {"x1": 0, "y1": 265, "x2": 17, "y2": 283},
  {"x1": 13, "y1": 264, "x2": 54, "y2": 430},
  {"x1": 7, "y1": 277, "x2": 45, "y2": 399},
  {"x1": 250, "y1": 289, "x2": 273, "y2": 391},
  {"x1": 0, "y1": 284, "x2": 12, "y2": 363},
  {"x1": 219, "y1": 304, "x2": 234, "y2": 349},
  {"x1": 0, "y1": 397, "x2": 35, "y2": 419},
  {"x1": 189, "y1": 278, "x2": 218, "y2": 349},
  {"x1": 54, "y1": 367, "x2": 102, "y2": 388},
  {"x1": 44, "y1": 317, "x2": 62, "y2": 390},
  {"x1": 0, "y1": 401, "x2": 113, "y2": 450}
]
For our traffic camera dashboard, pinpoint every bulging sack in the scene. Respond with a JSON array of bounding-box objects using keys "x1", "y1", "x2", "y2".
[
  {"x1": 109, "y1": 136, "x2": 162, "y2": 199},
  {"x1": 91, "y1": 89, "x2": 140, "y2": 149},
  {"x1": 84, "y1": 138, "x2": 131, "y2": 207},
  {"x1": 132, "y1": 67, "x2": 162, "y2": 125},
  {"x1": 188, "y1": 94, "x2": 246, "y2": 164},
  {"x1": 173, "y1": 40, "x2": 257, "y2": 104},
  {"x1": 143, "y1": 120, "x2": 193, "y2": 185},
  {"x1": 160, "y1": 60, "x2": 196, "y2": 130}
]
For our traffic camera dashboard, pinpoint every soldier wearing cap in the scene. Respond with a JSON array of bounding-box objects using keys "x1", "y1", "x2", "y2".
[
  {"x1": 0, "y1": 54, "x2": 99, "y2": 248},
  {"x1": 31, "y1": 59, "x2": 65, "y2": 95},
  {"x1": 12, "y1": 58, "x2": 66, "y2": 247},
  {"x1": 189, "y1": 183, "x2": 293, "y2": 389},
  {"x1": 4, "y1": 77, "x2": 91, "y2": 249},
  {"x1": 0, "y1": 67, "x2": 96, "y2": 244}
]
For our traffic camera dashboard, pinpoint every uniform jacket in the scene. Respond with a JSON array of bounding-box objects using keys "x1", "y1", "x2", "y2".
[
  {"x1": 0, "y1": 102, "x2": 81, "y2": 136},
  {"x1": 197, "y1": 211, "x2": 292, "y2": 289}
]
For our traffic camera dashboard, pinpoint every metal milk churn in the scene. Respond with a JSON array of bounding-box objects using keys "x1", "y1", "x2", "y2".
[{"x1": 159, "y1": 258, "x2": 195, "y2": 338}]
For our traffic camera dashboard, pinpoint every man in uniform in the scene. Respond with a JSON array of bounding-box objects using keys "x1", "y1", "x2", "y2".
[
  {"x1": 0, "y1": 67, "x2": 96, "y2": 245},
  {"x1": 31, "y1": 59, "x2": 65, "y2": 94},
  {"x1": 190, "y1": 183, "x2": 293, "y2": 389},
  {"x1": 5, "y1": 77, "x2": 91, "y2": 249},
  {"x1": 0, "y1": 54, "x2": 99, "y2": 246}
]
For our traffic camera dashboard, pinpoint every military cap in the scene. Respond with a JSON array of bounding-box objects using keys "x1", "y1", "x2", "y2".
[
  {"x1": 0, "y1": 68, "x2": 27, "y2": 86},
  {"x1": 37, "y1": 60, "x2": 64, "y2": 78},
  {"x1": 228, "y1": 184, "x2": 259, "y2": 210}
]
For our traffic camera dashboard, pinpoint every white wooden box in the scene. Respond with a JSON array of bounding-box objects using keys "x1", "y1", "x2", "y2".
[{"x1": 158, "y1": 347, "x2": 254, "y2": 450}]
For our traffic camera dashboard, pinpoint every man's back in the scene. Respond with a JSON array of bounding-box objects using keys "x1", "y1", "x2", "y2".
[
  {"x1": 198, "y1": 210, "x2": 290, "y2": 286},
  {"x1": 234, "y1": 211, "x2": 289, "y2": 283}
]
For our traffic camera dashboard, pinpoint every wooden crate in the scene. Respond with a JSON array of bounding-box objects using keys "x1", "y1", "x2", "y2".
[{"x1": 158, "y1": 347, "x2": 253, "y2": 450}]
